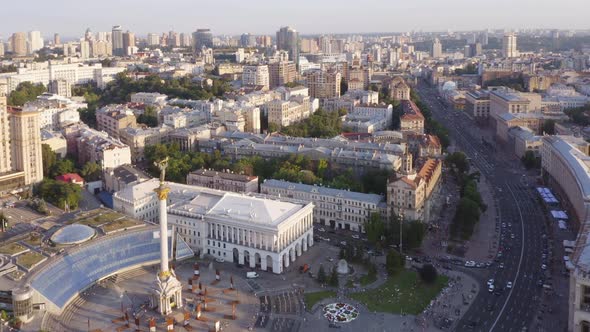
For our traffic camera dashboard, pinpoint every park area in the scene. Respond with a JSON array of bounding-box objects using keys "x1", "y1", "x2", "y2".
[
  {"x1": 304, "y1": 290, "x2": 337, "y2": 309},
  {"x1": 350, "y1": 270, "x2": 448, "y2": 315}
]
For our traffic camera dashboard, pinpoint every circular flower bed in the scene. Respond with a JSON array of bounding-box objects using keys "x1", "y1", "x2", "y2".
[{"x1": 323, "y1": 302, "x2": 359, "y2": 323}]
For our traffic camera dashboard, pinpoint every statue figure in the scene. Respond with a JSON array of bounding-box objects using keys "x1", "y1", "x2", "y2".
[{"x1": 154, "y1": 157, "x2": 169, "y2": 183}]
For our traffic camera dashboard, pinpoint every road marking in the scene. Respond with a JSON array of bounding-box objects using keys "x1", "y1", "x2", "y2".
[{"x1": 489, "y1": 183, "x2": 526, "y2": 332}]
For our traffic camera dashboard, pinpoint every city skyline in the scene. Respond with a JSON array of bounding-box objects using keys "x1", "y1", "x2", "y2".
[{"x1": 1, "y1": 0, "x2": 589, "y2": 39}]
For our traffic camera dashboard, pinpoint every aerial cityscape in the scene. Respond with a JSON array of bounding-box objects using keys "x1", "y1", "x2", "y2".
[{"x1": 0, "y1": 1, "x2": 590, "y2": 331}]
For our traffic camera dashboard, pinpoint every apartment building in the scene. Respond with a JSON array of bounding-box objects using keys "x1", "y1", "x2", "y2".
[
  {"x1": 76, "y1": 128, "x2": 131, "y2": 170},
  {"x1": 130, "y1": 92, "x2": 168, "y2": 106},
  {"x1": 266, "y1": 96, "x2": 311, "y2": 127},
  {"x1": 119, "y1": 126, "x2": 170, "y2": 163},
  {"x1": 306, "y1": 69, "x2": 341, "y2": 99},
  {"x1": 242, "y1": 65, "x2": 270, "y2": 91},
  {"x1": 187, "y1": 169, "x2": 258, "y2": 193},
  {"x1": 389, "y1": 78, "x2": 411, "y2": 101},
  {"x1": 268, "y1": 61, "x2": 297, "y2": 89},
  {"x1": 96, "y1": 105, "x2": 137, "y2": 139},
  {"x1": 400, "y1": 100, "x2": 425, "y2": 134},
  {"x1": 465, "y1": 90, "x2": 491, "y2": 122},
  {"x1": 9, "y1": 107, "x2": 44, "y2": 186},
  {"x1": 23, "y1": 93, "x2": 85, "y2": 130}
]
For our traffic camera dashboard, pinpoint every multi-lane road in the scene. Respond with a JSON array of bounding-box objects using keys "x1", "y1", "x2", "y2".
[{"x1": 416, "y1": 82, "x2": 551, "y2": 332}]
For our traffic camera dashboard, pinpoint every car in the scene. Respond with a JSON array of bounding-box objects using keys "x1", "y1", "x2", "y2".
[
  {"x1": 340, "y1": 241, "x2": 347, "y2": 246},
  {"x1": 499, "y1": 263, "x2": 505, "y2": 269},
  {"x1": 487, "y1": 279, "x2": 494, "y2": 286},
  {"x1": 488, "y1": 284, "x2": 495, "y2": 293},
  {"x1": 327, "y1": 258, "x2": 334, "y2": 262},
  {"x1": 318, "y1": 228, "x2": 326, "y2": 232},
  {"x1": 541, "y1": 264, "x2": 547, "y2": 270},
  {"x1": 506, "y1": 281, "x2": 513, "y2": 289},
  {"x1": 215, "y1": 258, "x2": 225, "y2": 263},
  {"x1": 511, "y1": 234, "x2": 515, "y2": 239},
  {"x1": 323, "y1": 237, "x2": 331, "y2": 242},
  {"x1": 465, "y1": 261, "x2": 476, "y2": 267},
  {"x1": 351, "y1": 234, "x2": 360, "y2": 239},
  {"x1": 476, "y1": 262, "x2": 485, "y2": 268}
]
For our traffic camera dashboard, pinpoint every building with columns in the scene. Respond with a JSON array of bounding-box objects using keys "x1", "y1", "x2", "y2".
[{"x1": 113, "y1": 179, "x2": 314, "y2": 274}]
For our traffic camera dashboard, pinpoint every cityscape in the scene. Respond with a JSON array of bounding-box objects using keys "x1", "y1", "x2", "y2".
[{"x1": 0, "y1": 1, "x2": 590, "y2": 331}]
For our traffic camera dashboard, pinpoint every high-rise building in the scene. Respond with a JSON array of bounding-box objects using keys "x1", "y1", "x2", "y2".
[
  {"x1": 147, "y1": 33, "x2": 160, "y2": 46},
  {"x1": 269, "y1": 61, "x2": 297, "y2": 88},
  {"x1": 306, "y1": 69, "x2": 341, "y2": 99},
  {"x1": 431, "y1": 38, "x2": 442, "y2": 58},
  {"x1": 53, "y1": 33, "x2": 61, "y2": 45},
  {"x1": 111, "y1": 25, "x2": 124, "y2": 56},
  {"x1": 192, "y1": 29, "x2": 213, "y2": 53},
  {"x1": 9, "y1": 106, "x2": 44, "y2": 185},
  {"x1": 502, "y1": 33, "x2": 518, "y2": 58},
  {"x1": 276, "y1": 26, "x2": 299, "y2": 66},
  {"x1": 84, "y1": 28, "x2": 94, "y2": 42},
  {"x1": 0, "y1": 42, "x2": 4, "y2": 57},
  {"x1": 0, "y1": 84, "x2": 11, "y2": 174},
  {"x1": 179, "y1": 33, "x2": 191, "y2": 47},
  {"x1": 11, "y1": 32, "x2": 27, "y2": 56},
  {"x1": 80, "y1": 40, "x2": 90, "y2": 59},
  {"x1": 48, "y1": 79, "x2": 72, "y2": 98},
  {"x1": 96, "y1": 32, "x2": 108, "y2": 42},
  {"x1": 168, "y1": 31, "x2": 180, "y2": 47},
  {"x1": 122, "y1": 31, "x2": 135, "y2": 56},
  {"x1": 28, "y1": 31, "x2": 43, "y2": 53},
  {"x1": 240, "y1": 33, "x2": 256, "y2": 47}
]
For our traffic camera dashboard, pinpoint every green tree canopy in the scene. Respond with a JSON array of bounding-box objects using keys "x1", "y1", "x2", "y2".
[
  {"x1": 8, "y1": 82, "x2": 47, "y2": 106},
  {"x1": 37, "y1": 179, "x2": 82, "y2": 210},
  {"x1": 80, "y1": 162, "x2": 102, "y2": 182},
  {"x1": 386, "y1": 249, "x2": 404, "y2": 275},
  {"x1": 419, "y1": 264, "x2": 438, "y2": 284},
  {"x1": 41, "y1": 144, "x2": 57, "y2": 177}
]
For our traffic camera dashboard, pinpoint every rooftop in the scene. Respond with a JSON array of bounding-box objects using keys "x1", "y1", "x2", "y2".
[{"x1": 262, "y1": 179, "x2": 384, "y2": 205}]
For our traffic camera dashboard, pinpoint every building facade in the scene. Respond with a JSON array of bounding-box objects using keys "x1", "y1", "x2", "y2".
[{"x1": 187, "y1": 169, "x2": 258, "y2": 193}]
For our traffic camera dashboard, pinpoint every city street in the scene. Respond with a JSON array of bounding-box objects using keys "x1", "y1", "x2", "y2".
[{"x1": 415, "y1": 82, "x2": 556, "y2": 332}]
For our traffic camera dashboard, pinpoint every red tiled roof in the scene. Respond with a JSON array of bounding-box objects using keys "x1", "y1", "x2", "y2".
[{"x1": 56, "y1": 173, "x2": 84, "y2": 184}]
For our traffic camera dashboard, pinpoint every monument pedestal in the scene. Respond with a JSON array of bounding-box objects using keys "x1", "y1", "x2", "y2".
[{"x1": 150, "y1": 270, "x2": 183, "y2": 315}]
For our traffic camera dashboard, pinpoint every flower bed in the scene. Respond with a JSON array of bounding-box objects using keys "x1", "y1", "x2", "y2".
[{"x1": 323, "y1": 302, "x2": 359, "y2": 323}]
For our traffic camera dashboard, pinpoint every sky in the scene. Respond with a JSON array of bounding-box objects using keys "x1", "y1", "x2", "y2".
[{"x1": 1, "y1": 0, "x2": 589, "y2": 39}]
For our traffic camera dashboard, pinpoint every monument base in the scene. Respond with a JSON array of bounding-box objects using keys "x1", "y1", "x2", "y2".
[{"x1": 149, "y1": 269, "x2": 184, "y2": 316}]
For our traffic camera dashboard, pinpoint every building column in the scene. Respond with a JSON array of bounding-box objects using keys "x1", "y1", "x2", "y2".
[
  {"x1": 284, "y1": 254, "x2": 290, "y2": 268},
  {"x1": 249, "y1": 252, "x2": 256, "y2": 268},
  {"x1": 273, "y1": 256, "x2": 281, "y2": 274},
  {"x1": 238, "y1": 251, "x2": 244, "y2": 265},
  {"x1": 290, "y1": 248, "x2": 296, "y2": 262},
  {"x1": 261, "y1": 255, "x2": 267, "y2": 271},
  {"x1": 302, "y1": 238, "x2": 308, "y2": 252},
  {"x1": 296, "y1": 242, "x2": 302, "y2": 257},
  {"x1": 308, "y1": 232, "x2": 313, "y2": 247}
]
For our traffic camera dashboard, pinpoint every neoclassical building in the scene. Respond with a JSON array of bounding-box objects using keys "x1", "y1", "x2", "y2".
[{"x1": 113, "y1": 179, "x2": 314, "y2": 274}]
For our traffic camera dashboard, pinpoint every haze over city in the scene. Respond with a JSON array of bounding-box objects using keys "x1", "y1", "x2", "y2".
[{"x1": 2, "y1": 0, "x2": 590, "y2": 38}]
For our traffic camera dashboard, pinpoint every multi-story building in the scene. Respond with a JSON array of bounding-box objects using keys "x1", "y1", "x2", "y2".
[
  {"x1": 266, "y1": 97, "x2": 311, "y2": 127},
  {"x1": 431, "y1": 38, "x2": 442, "y2": 58},
  {"x1": 306, "y1": 69, "x2": 341, "y2": 99},
  {"x1": 113, "y1": 179, "x2": 314, "y2": 273},
  {"x1": 276, "y1": 26, "x2": 299, "y2": 65},
  {"x1": 268, "y1": 61, "x2": 297, "y2": 89},
  {"x1": 400, "y1": 100, "x2": 425, "y2": 134},
  {"x1": 28, "y1": 31, "x2": 43, "y2": 52},
  {"x1": 507, "y1": 126, "x2": 542, "y2": 158},
  {"x1": 48, "y1": 79, "x2": 72, "y2": 98},
  {"x1": 122, "y1": 31, "x2": 136, "y2": 56},
  {"x1": 387, "y1": 158, "x2": 442, "y2": 222},
  {"x1": 0, "y1": 84, "x2": 12, "y2": 174},
  {"x1": 96, "y1": 105, "x2": 137, "y2": 139},
  {"x1": 343, "y1": 104, "x2": 393, "y2": 134},
  {"x1": 242, "y1": 65, "x2": 270, "y2": 91},
  {"x1": 187, "y1": 169, "x2": 258, "y2": 193},
  {"x1": 193, "y1": 29, "x2": 213, "y2": 52},
  {"x1": 11, "y1": 32, "x2": 27, "y2": 56},
  {"x1": 465, "y1": 90, "x2": 491, "y2": 122},
  {"x1": 9, "y1": 107, "x2": 44, "y2": 186},
  {"x1": 119, "y1": 126, "x2": 170, "y2": 163},
  {"x1": 111, "y1": 26, "x2": 124, "y2": 56},
  {"x1": 389, "y1": 77, "x2": 411, "y2": 101},
  {"x1": 23, "y1": 93, "x2": 85, "y2": 130},
  {"x1": 261, "y1": 179, "x2": 385, "y2": 232},
  {"x1": 502, "y1": 33, "x2": 518, "y2": 58},
  {"x1": 104, "y1": 164, "x2": 152, "y2": 193},
  {"x1": 76, "y1": 128, "x2": 131, "y2": 170}
]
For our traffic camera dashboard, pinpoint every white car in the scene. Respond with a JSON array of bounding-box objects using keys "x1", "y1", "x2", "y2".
[
  {"x1": 340, "y1": 241, "x2": 347, "y2": 246},
  {"x1": 215, "y1": 258, "x2": 225, "y2": 263},
  {"x1": 318, "y1": 228, "x2": 326, "y2": 232},
  {"x1": 488, "y1": 284, "x2": 495, "y2": 293},
  {"x1": 352, "y1": 235, "x2": 360, "y2": 239},
  {"x1": 506, "y1": 282, "x2": 513, "y2": 289},
  {"x1": 323, "y1": 237, "x2": 331, "y2": 242},
  {"x1": 487, "y1": 279, "x2": 494, "y2": 286},
  {"x1": 541, "y1": 264, "x2": 547, "y2": 270},
  {"x1": 464, "y1": 261, "x2": 476, "y2": 267}
]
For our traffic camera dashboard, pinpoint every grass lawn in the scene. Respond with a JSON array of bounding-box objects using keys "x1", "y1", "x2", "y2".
[
  {"x1": 359, "y1": 274, "x2": 377, "y2": 286},
  {"x1": 304, "y1": 290, "x2": 337, "y2": 309},
  {"x1": 22, "y1": 233, "x2": 42, "y2": 247},
  {"x1": 102, "y1": 218, "x2": 142, "y2": 233},
  {"x1": 0, "y1": 243, "x2": 27, "y2": 255},
  {"x1": 350, "y1": 270, "x2": 448, "y2": 315},
  {"x1": 16, "y1": 251, "x2": 46, "y2": 269}
]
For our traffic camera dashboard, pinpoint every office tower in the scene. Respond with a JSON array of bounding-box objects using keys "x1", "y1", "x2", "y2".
[
  {"x1": 10, "y1": 106, "x2": 44, "y2": 185},
  {"x1": 240, "y1": 33, "x2": 256, "y2": 47},
  {"x1": 84, "y1": 28, "x2": 94, "y2": 42},
  {"x1": 54, "y1": 33, "x2": 61, "y2": 45},
  {"x1": 431, "y1": 38, "x2": 442, "y2": 58},
  {"x1": 80, "y1": 40, "x2": 90, "y2": 59},
  {"x1": 276, "y1": 26, "x2": 299, "y2": 66},
  {"x1": 319, "y1": 35, "x2": 332, "y2": 54},
  {"x1": 502, "y1": 33, "x2": 518, "y2": 58},
  {"x1": 112, "y1": 25, "x2": 124, "y2": 56},
  {"x1": 192, "y1": 29, "x2": 213, "y2": 53},
  {"x1": 11, "y1": 32, "x2": 27, "y2": 56},
  {"x1": 269, "y1": 61, "x2": 297, "y2": 88},
  {"x1": 478, "y1": 30, "x2": 489, "y2": 46},
  {"x1": 259, "y1": 35, "x2": 272, "y2": 47},
  {"x1": 0, "y1": 84, "x2": 11, "y2": 174},
  {"x1": 28, "y1": 31, "x2": 43, "y2": 52},
  {"x1": 96, "y1": 31, "x2": 108, "y2": 42},
  {"x1": 122, "y1": 31, "x2": 135, "y2": 56}
]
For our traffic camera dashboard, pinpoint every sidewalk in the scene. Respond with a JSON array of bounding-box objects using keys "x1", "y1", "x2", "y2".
[{"x1": 463, "y1": 176, "x2": 499, "y2": 262}]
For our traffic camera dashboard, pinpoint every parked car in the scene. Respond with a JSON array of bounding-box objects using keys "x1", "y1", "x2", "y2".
[{"x1": 506, "y1": 281, "x2": 513, "y2": 289}]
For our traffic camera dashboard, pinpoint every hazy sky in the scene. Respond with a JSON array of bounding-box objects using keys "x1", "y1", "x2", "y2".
[{"x1": 1, "y1": 0, "x2": 589, "y2": 39}]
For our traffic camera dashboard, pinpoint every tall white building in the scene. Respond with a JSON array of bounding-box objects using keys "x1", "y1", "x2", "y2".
[
  {"x1": 28, "y1": 31, "x2": 44, "y2": 53},
  {"x1": 0, "y1": 84, "x2": 11, "y2": 174},
  {"x1": 80, "y1": 40, "x2": 90, "y2": 59},
  {"x1": 431, "y1": 38, "x2": 442, "y2": 58},
  {"x1": 10, "y1": 107, "x2": 44, "y2": 185},
  {"x1": 502, "y1": 33, "x2": 518, "y2": 58},
  {"x1": 113, "y1": 180, "x2": 315, "y2": 274}
]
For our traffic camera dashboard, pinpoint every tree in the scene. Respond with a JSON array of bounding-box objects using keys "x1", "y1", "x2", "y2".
[
  {"x1": 37, "y1": 179, "x2": 82, "y2": 210},
  {"x1": 317, "y1": 265, "x2": 327, "y2": 284},
  {"x1": 446, "y1": 152, "x2": 469, "y2": 175},
  {"x1": 367, "y1": 263, "x2": 377, "y2": 279},
  {"x1": 41, "y1": 144, "x2": 57, "y2": 177},
  {"x1": 50, "y1": 158, "x2": 76, "y2": 178},
  {"x1": 0, "y1": 309, "x2": 7, "y2": 322},
  {"x1": 419, "y1": 264, "x2": 438, "y2": 284},
  {"x1": 8, "y1": 82, "x2": 47, "y2": 106},
  {"x1": 451, "y1": 197, "x2": 481, "y2": 240},
  {"x1": 329, "y1": 267, "x2": 339, "y2": 287},
  {"x1": 386, "y1": 249, "x2": 404, "y2": 275},
  {"x1": 137, "y1": 105, "x2": 158, "y2": 127},
  {"x1": 542, "y1": 120, "x2": 556, "y2": 135},
  {"x1": 80, "y1": 162, "x2": 102, "y2": 182},
  {"x1": 521, "y1": 150, "x2": 539, "y2": 170},
  {"x1": 365, "y1": 212, "x2": 385, "y2": 245},
  {"x1": 340, "y1": 80, "x2": 348, "y2": 95}
]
